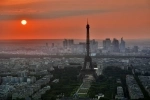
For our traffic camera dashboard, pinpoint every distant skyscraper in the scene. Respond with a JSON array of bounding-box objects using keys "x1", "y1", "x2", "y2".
[
  {"x1": 103, "y1": 38, "x2": 111, "y2": 51},
  {"x1": 52, "y1": 43, "x2": 54, "y2": 48},
  {"x1": 120, "y1": 37, "x2": 125, "y2": 52},
  {"x1": 112, "y1": 38, "x2": 120, "y2": 52},
  {"x1": 63, "y1": 39, "x2": 74, "y2": 48},
  {"x1": 103, "y1": 40, "x2": 106, "y2": 49},
  {"x1": 68, "y1": 39, "x2": 74, "y2": 46},
  {"x1": 63, "y1": 39, "x2": 67, "y2": 48}
]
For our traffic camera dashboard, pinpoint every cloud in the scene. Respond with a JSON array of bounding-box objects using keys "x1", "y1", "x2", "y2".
[
  {"x1": 0, "y1": 0, "x2": 149, "y2": 20},
  {"x1": 0, "y1": 9, "x2": 108, "y2": 20},
  {"x1": 0, "y1": 5, "x2": 149, "y2": 21}
]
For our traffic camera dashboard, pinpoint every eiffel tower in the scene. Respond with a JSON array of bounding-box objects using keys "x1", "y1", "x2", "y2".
[{"x1": 79, "y1": 20, "x2": 97, "y2": 81}]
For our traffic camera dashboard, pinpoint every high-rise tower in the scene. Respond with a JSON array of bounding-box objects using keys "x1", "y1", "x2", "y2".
[
  {"x1": 112, "y1": 38, "x2": 120, "y2": 52},
  {"x1": 79, "y1": 20, "x2": 97, "y2": 80},
  {"x1": 120, "y1": 37, "x2": 125, "y2": 53}
]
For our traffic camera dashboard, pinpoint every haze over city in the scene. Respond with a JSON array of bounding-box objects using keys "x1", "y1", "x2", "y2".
[{"x1": 0, "y1": 0, "x2": 150, "y2": 39}]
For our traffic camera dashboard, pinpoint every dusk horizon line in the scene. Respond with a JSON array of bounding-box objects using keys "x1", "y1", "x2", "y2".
[{"x1": 0, "y1": 38, "x2": 150, "y2": 40}]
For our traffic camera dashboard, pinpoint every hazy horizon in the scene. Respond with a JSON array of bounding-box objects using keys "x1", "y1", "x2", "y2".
[
  {"x1": 0, "y1": 38, "x2": 150, "y2": 40},
  {"x1": 0, "y1": 39, "x2": 150, "y2": 48}
]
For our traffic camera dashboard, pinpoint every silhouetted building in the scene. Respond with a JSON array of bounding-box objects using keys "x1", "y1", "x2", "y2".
[
  {"x1": 63, "y1": 39, "x2": 74, "y2": 48},
  {"x1": 69, "y1": 39, "x2": 74, "y2": 46},
  {"x1": 103, "y1": 38, "x2": 111, "y2": 51},
  {"x1": 63, "y1": 39, "x2": 67, "y2": 48},
  {"x1": 103, "y1": 40, "x2": 106, "y2": 49},
  {"x1": 52, "y1": 43, "x2": 54, "y2": 48},
  {"x1": 120, "y1": 37, "x2": 125, "y2": 53},
  {"x1": 112, "y1": 38, "x2": 120, "y2": 52},
  {"x1": 79, "y1": 42, "x2": 86, "y2": 47}
]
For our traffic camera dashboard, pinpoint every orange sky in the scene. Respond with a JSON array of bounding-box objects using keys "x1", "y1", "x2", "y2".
[{"x1": 0, "y1": 0, "x2": 150, "y2": 39}]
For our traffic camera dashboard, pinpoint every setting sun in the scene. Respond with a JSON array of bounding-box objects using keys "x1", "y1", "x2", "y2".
[{"x1": 21, "y1": 20, "x2": 27, "y2": 25}]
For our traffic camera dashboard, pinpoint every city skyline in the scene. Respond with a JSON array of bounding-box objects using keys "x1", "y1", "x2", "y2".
[
  {"x1": 1, "y1": 1, "x2": 150, "y2": 99},
  {"x1": 0, "y1": 0, "x2": 150, "y2": 39}
]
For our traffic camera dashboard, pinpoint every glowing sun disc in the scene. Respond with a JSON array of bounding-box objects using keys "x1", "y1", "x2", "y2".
[{"x1": 21, "y1": 20, "x2": 27, "y2": 25}]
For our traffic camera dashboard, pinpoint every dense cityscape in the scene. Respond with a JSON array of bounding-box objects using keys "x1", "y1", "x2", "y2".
[
  {"x1": 0, "y1": 53, "x2": 150, "y2": 100},
  {"x1": 1, "y1": 0, "x2": 150, "y2": 100}
]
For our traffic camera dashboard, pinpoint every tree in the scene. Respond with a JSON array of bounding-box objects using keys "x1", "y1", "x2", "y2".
[{"x1": 99, "y1": 97, "x2": 110, "y2": 100}]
